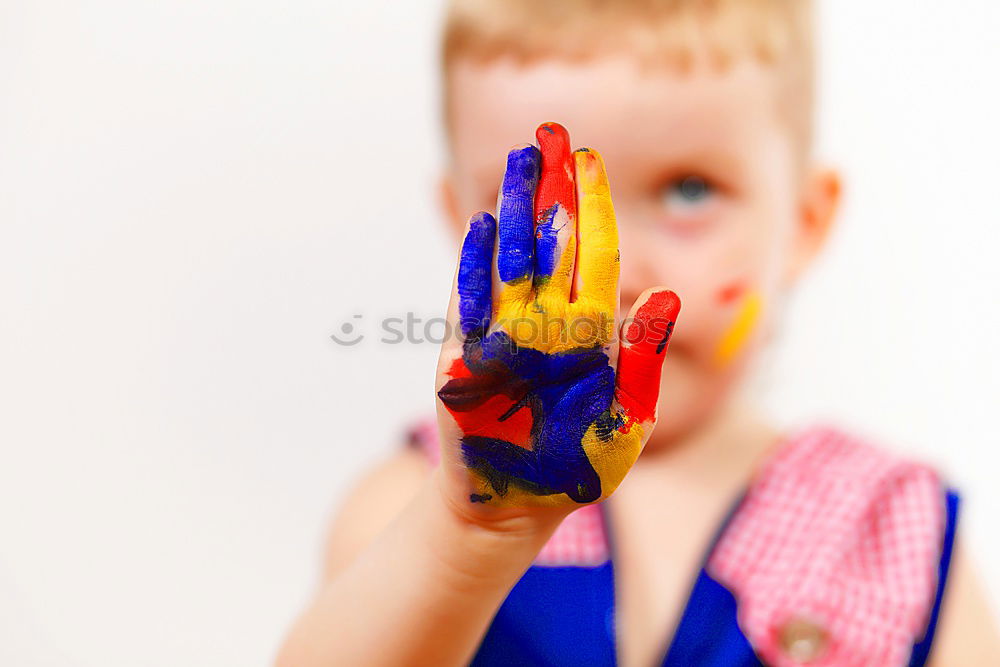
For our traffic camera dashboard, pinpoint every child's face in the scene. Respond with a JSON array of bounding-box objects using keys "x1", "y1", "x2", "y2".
[{"x1": 443, "y1": 55, "x2": 838, "y2": 446}]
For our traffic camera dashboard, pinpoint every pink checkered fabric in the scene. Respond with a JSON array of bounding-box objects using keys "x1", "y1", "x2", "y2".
[
  {"x1": 707, "y1": 424, "x2": 946, "y2": 666},
  {"x1": 534, "y1": 504, "x2": 609, "y2": 566},
  {"x1": 407, "y1": 420, "x2": 947, "y2": 659}
]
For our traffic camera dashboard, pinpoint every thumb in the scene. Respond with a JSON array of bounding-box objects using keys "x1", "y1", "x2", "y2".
[{"x1": 614, "y1": 288, "x2": 681, "y2": 424}]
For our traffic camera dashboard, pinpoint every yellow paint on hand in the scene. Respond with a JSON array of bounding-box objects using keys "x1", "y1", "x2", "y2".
[
  {"x1": 581, "y1": 417, "x2": 644, "y2": 501},
  {"x1": 470, "y1": 415, "x2": 645, "y2": 508},
  {"x1": 574, "y1": 149, "x2": 619, "y2": 316},
  {"x1": 490, "y1": 148, "x2": 619, "y2": 355},
  {"x1": 714, "y1": 290, "x2": 763, "y2": 367}
]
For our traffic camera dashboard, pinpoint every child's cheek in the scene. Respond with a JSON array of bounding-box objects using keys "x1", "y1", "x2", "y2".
[
  {"x1": 712, "y1": 280, "x2": 764, "y2": 368},
  {"x1": 666, "y1": 277, "x2": 766, "y2": 370}
]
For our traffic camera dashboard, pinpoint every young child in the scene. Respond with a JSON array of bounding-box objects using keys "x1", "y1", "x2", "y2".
[{"x1": 279, "y1": 1, "x2": 1000, "y2": 665}]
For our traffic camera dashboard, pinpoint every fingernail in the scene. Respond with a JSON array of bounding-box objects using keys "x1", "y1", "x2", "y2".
[
  {"x1": 574, "y1": 149, "x2": 607, "y2": 189},
  {"x1": 502, "y1": 145, "x2": 540, "y2": 196}
]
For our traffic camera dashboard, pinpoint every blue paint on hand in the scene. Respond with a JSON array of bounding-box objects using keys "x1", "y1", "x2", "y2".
[
  {"x1": 533, "y1": 205, "x2": 562, "y2": 279},
  {"x1": 497, "y1": 146, "x2": 540, "y2": 283},
  {"x1": 442, "y1": 330, "x2": 614, "y2": 503},
  {"x1": 457, "y1": 211, "x2": 496, "y2": 336}
]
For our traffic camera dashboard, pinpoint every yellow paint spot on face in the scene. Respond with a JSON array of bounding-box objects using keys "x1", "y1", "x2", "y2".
[{"x1": 714, "y1": 290, "x2": 763, "y2": 367}]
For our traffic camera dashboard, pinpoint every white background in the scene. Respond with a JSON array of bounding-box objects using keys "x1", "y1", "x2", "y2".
[{"x1": 1, "y1": 1, "x2": 998, "y2": 665}]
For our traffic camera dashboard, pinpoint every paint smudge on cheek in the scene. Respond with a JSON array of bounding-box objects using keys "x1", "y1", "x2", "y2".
[
  {"x1": 716, "y1": 279, "x2": 747, "y2": 305},
  {"x1": 714, "y1": 289, "x2": 763, "y2": 367}
]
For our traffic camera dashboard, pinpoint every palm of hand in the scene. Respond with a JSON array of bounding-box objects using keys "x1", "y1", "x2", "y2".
[{"x1": 437, "y1": 123, "x2": 680, "y2": 509}]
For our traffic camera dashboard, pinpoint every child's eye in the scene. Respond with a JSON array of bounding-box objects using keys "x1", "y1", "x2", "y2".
[{"x1": 661, "y1": 175, "x2": 716, "y2": 213}]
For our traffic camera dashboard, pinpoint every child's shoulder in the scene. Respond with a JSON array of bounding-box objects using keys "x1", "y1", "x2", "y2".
[
  {"x1": 727, "y1": 421, "x2": 956, "y2": 583},
  {"x1": 708, "y1": 422, "x2": 956, "y2": 666},
  {"x1": 763, "y1": 421, "x2": 952, "y2": 494}
]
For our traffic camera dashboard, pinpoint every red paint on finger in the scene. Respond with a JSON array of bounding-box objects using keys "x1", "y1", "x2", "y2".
[
  {"x1": 616, "y1": 290, "x2": 681, "y2": 423},
  {"x1": 534, "y1": 122, "x2": 577, "y2": 222}
]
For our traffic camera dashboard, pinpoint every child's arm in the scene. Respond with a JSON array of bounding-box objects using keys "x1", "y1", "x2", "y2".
[
  {"x1": 276, "y1": 457, "x2": 565, "y2": 667},
  {"x1": 278, "y1": 123, "x2": 679, "y2": 665}
]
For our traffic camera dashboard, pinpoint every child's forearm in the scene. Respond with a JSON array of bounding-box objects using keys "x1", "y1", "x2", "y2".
[{"x1": 277, "y1": 469, "x2": 564, "y2": 667}]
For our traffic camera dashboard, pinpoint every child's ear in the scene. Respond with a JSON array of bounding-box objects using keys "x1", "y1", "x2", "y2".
[
  {"x1": 785, "y1": 166, "x2": 842, "y2": 284},
  {"x1": 438, "y1": 172, "x2": 467, "y2": 240}
]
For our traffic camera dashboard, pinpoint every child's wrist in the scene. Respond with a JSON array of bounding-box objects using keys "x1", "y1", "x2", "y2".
[
  {"x1": 431, "y1": 466, "x2": 569, "y2": 535},
  {"x1": 422, "y1": 468, "x2": 566, "y2": 589}
]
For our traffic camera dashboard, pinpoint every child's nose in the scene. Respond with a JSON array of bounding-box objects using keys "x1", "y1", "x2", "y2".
[{"x1": 617, "y1": 225, "x2": 661, "y2": 310}]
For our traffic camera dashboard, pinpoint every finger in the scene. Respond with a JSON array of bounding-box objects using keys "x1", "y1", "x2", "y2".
[
  {"x1": 614, "y1": 288, "x2": 681, "y2": 424},
  {"x1": 533, "y1": 122, "x2": 577, "y2": 302},
  {"x1": 436, "y1": 212, "x2": 497, "y2": 456},
  {"x1": 496, "y1": 144, "x2": 540, "y2": 307},
  {"x1": 456, "y1": 211, "x2": 497, "y2": 338},
  {"x1": 573, "y1": 148, "x2": 619, "y2": 316}
]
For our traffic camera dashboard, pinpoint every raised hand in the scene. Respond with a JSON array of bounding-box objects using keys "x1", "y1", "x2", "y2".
[{"x1": 436, "y1": 123, "x2": 680, "y2": 510}]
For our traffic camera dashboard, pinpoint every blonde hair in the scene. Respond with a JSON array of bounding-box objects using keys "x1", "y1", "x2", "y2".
[{"x1": 442, "y1": 0, "x2": 816, "y2": 153}]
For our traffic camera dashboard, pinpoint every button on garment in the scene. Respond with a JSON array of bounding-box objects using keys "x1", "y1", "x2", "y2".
[{"x1": 777, "y1": 617, "x2": 827, "y2": 662}]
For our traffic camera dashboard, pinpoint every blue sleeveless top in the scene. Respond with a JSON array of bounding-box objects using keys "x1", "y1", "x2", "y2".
[{"x1": 469, "y1": 489, "x2": 959, "y2": 666}]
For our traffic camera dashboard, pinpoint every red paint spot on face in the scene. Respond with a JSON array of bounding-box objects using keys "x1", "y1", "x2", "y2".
[{"x1": 717, "y1": 280, "x2": 746, "y2": 305}]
